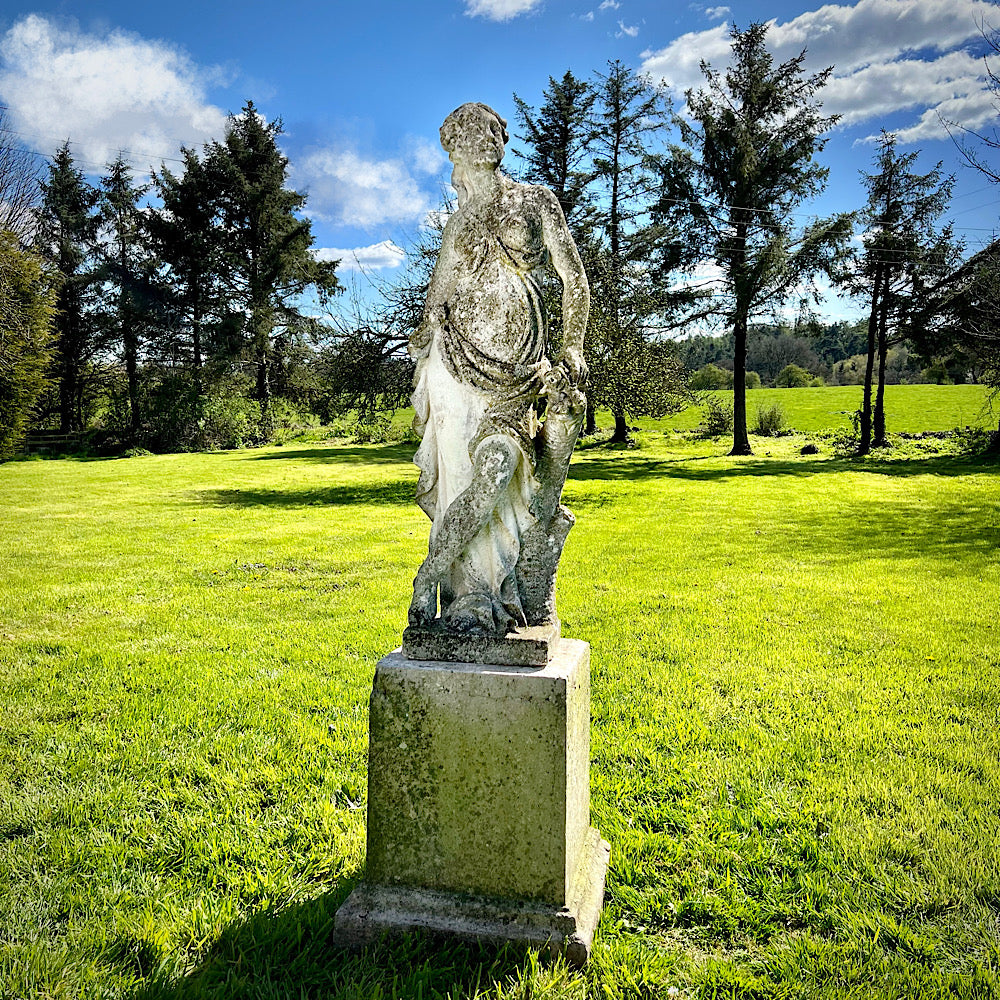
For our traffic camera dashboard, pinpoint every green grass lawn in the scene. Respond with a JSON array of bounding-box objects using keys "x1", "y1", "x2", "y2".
[
  {"x1": 2, "y1": 392, "x2": 999, "y2": 999},
  {"x1": 385, "y1": 383, "x2": 995, "y2": 438},
  {"x1": 654, "y1": 383, "x2": 996, "y2": 434}
]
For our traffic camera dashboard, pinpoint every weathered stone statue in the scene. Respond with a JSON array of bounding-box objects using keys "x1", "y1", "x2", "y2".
[
  {"x1": 334, "y1": 103, "x2": 608, "y2": 967},
  {"x1": 406, "y1": 101, "x2": 589, "y2": 639}
]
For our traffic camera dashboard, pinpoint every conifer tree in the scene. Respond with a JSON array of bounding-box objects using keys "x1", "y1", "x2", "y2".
[
  {"x1": 588, "y1": 61, "x2": 691, "y2": 443},
  {"x1": 666, "y1": 22, "x2": 853, "y2": 454},
  {"x1": 95, "y1": 154, "x2": 160, "y2": 442},
  {"x1": 513, "y1": 71, "x2": 596, "y2": 229},
  {"x1": 35, "y1": 143, "x2": 99, "y2": 433},
  {"x1": 852, "y1": 133, "x2": 958, "y2": 452},
  {"x1": 206, "y1": 101, "x2": 340, "y2": 440},
  {"x1": 149, "y1": 147, "x2": 229, "y2": 390}
]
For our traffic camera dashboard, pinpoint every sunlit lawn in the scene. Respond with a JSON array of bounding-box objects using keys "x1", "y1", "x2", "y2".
[{"x1": 2, "y1": 392, "x2": 998, "y2": 998}]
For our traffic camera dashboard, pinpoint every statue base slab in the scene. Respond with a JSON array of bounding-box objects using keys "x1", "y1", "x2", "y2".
[
  {"x1": 335, "y1": 639, "x2": 608, "y2": 966},
  {"x1": 335, "y1": 827, "x2": 609, "y2": 967},
  {"x1": 401, "y1": 620, "x2": 560, "y2": 666}
]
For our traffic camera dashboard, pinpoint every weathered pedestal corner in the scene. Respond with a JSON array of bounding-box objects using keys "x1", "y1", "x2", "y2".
[
  {"x1": 334, "y1": 638, "x2": 609, "y2": 965},
  {"x1": 335, "y1": 827, "x2": 610, "y2": 967}
]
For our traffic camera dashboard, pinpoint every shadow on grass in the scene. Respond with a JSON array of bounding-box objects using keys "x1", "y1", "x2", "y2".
[
  {"x1": 193, "y1": 480, "x2": 415, "y2": 508},
  {"x1": 780, "y1": 491, "x2": 999, "y2": 564},
  {"x1": 567, "y1": 452, "x2": 996, "y2": 484},
  {"x1": 134, "y1": 881, "x2": 531, "y2": 1000},
  {"x1": 246, "y1": 443, "x2": 416, "y2": 465}
]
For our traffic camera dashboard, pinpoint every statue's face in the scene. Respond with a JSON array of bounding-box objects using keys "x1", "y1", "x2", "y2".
[{"x1": 440, "y1": 105, "x2": 505, "y2": 169}]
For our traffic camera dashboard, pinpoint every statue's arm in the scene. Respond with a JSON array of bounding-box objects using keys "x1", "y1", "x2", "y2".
[{"x1": 538, "y1": 189, "x2": 589, "y2": 383}]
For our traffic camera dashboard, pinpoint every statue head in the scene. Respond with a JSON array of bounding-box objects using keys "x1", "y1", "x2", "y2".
[{"x1": 440, "y1": 103, "x2": 508, "y2": 170}]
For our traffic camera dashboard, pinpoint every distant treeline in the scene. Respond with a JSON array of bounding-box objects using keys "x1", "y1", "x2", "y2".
[{"x1": 675, "y1": 321, "x2": 975, "y2": 389}]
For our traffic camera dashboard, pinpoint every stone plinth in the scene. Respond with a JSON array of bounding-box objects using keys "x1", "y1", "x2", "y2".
[
  {"x1": 335, "y1": 638, "x2": 609, "y2": 965},
  {"x1": 401, "y1": 621, "x2": 561, "y2": 666}
]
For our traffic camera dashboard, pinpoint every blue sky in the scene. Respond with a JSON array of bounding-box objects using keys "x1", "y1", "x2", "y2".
[{"x1": 1, "y1": 0, "x2": 998, "y2": 320}]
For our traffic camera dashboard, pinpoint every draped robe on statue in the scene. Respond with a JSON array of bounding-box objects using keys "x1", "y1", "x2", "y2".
[{"x1": 411, "y1": 211, "x2": 549, "y2": 635}]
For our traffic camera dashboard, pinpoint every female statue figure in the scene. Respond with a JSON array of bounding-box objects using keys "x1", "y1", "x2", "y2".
[{"x1": 407, "y1": 102, "x2": 590, "y2": 638}]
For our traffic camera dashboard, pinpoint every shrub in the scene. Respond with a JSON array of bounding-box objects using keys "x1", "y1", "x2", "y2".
[
  {"x1": 270, "y1": 399, "x2": 321, "y2": 445},
  {"x1": 809, "y1": 376, "x2": 826, "y2": 387},
  {"x1": 953, "y1": 425, "x2": 996, "y2": 456},
  {"x1": 0, "y1": 236, "x2": 56, "y2": 460},
  {"x1": 745, "y1": 370, "x2": 762, "y2": 390},
  {"x1": 689, "y1": 364, "x2": 734, "y2": 390},
  {"x1": 775, "y1": 364, "x2": 812, "y2": 388},
  {"x1": 921, "y1": 361, "x2": 953, "y2": 385},
  {"x1": 752, "y1": 403, "x2": 786, "y2": 436},
  {"x1": 701, "y1": 396, "x2": 734, "y2": 436}
]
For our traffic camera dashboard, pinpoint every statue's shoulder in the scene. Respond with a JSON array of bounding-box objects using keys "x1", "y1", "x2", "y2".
[
  {"x1": 517, "y1": 182, "x2": 560, "y2": 210},
  {"x1": 506, "y1": 182, "x2": 565, "y2": 225}
]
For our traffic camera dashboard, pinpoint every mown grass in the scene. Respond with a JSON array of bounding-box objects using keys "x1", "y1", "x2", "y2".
[
  {"x1": 2, "y1": 392, "x2": 999, "y2": 999},
  {"x1": 383, "y1": 383, "x2": 995, "y2": 437},
  {"x1": 660, "y1": 383, "x2": 995, "y2": 434}
]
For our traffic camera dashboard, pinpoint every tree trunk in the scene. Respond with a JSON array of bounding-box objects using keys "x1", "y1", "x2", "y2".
[
  {"x1": 59, "y1": 357, "x2": 74, "y2": 434},
  {"x1": 730, "y1": 309, "x2": 751, "y2": 456},
  {"x1": 987, "y1": 418, "x2": 1000, "y2": 455},
  {"x1": 192, "y1": 295, "x2": 203, "y2": 395},
  {"x1": 124, "y1": 327, "x2": 140, "y2": 443},
  {"x1": 872, "y1": 296, "x2": 890, "y2": 447},
  {"x1": 859, "y1": 266, "x2": 882, "y2": 456},
  {"x1": 584, "y1": 390, "x2": 596, "y2": 435},
  {"x1": 256, "y1": 347, "x2": 273, "y2": 443},
  {"x1": 610, "y1": 406, "x2": 630, "y2": 444}
]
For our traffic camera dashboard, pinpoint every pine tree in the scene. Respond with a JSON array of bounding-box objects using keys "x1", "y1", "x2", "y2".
[
  {"x1": 668, "y1": 22, "x2": 853, "y2": 454},
  {"x1": 35, "y1": 143, "x2": 99, "y2": 433},
  {"x1": 206, "y1": 101, "x2": 340, "y2": 440},
  {"x1": 588, "y1": 60, "x2": 691, "y2": 443},
  {"x1": 513, "y1": 71, "x2": 596, "y2": 229},
  {"x1": 149, "y1": 147, "x2": 229, "y2": 390},
  {"x1": 853, "y1": 133, "x2": 958, "y2": 452},
  {"x1": 95, "y1": 154, "x2": 160, "y2": 443}
]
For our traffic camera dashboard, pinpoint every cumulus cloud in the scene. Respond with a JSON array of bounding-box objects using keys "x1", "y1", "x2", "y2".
[
  {"x1": 0, "y1": 14, "x2": 226, "y2": 171},
  {"x1": 315, "y1": 240, "x2": 407, "y2": 271},
  {"x1": 704, "y1": 6, "x2": 731, "y2": 19},
  {"x1": 464, "y1": 0, "x2": 543, "y2": 21},
  {"x1": 294, "y1": 146, "x2": 442, "y2": 229},
  {"x1": 617, "y1": 21, "x2": 640, "y2": 38},
  {"x1": 640, "y1": 0, "x2": 998, "y2": 142}
]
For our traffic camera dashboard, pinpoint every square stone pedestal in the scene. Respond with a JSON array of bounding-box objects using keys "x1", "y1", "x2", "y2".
[{"x1": 335, "y1": 638, "x2": 609, "y2": 966}]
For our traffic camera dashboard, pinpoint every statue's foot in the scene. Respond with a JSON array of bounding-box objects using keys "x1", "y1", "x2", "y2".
[
  {"x1": 444, "y1": 591, "x2": 499, "y2": 636},
  {"x1": 408, "y1": 574, "x2": 437, "y2": 627}
]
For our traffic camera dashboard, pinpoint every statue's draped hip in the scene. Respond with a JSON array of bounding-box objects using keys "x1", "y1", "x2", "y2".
[{"x1": 412, "y1": 263, "x2": 546, "y2": 632}]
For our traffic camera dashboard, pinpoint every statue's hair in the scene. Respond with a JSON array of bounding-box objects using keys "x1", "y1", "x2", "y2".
[{"x1": 441, "y1": 102, "x2": 509, "y2": 151}]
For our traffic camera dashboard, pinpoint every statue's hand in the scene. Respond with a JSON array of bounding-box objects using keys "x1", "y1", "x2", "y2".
[{"x1": 556, "y1": 347, "x2": 588, "y2": 387}]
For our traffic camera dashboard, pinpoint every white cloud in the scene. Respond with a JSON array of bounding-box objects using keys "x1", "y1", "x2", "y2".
[
  {"x1": 704, "y1": 5, "x2": 730, "y2": 19},
  {"x1": 640, "y1": 0, "x2": 998, "y2": 142},
  {"x1": 315, "y1": 241, "x2": 407, "y2": 271},
  {"x1": 580, "y1": 10, "x2": 595, "y2": 21},
  {"x1": 0, "y1": 14, "x2": 226, "y2": 171},
  {"x1": 616, "y1": 20, "x2": 640, "y2": 38},
  {"x1": 464, "y1": 0, "x2": 543, "y2": 21},
  {"x1": 407, "y1": 136, "x2": 448, "y2": 176},
  {"x1": 294, "y1": 147, "x2": 439, "y2": 229},
  {"x1": 599, "y1": 1, "x2": 621, "y2": 9}
]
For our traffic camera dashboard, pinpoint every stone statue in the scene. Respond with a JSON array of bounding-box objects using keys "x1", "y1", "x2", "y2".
[{"x1": 406, "y1": 102, "x2": 590, "y2": 639}]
